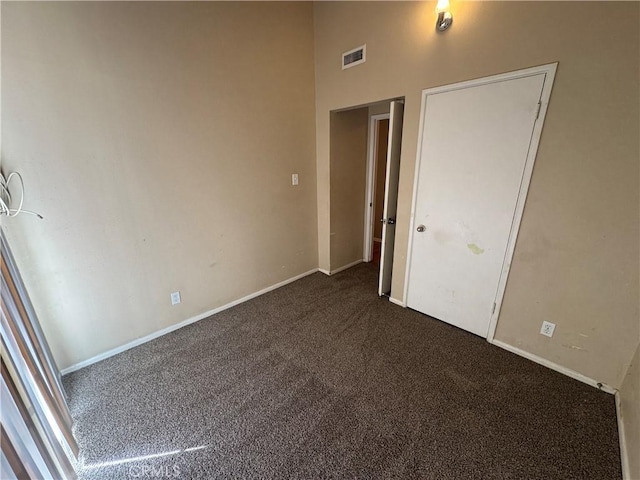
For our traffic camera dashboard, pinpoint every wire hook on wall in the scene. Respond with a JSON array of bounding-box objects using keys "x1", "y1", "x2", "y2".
[{"x1": 0, "y1": 171, "x2": 43, "y2": 219}]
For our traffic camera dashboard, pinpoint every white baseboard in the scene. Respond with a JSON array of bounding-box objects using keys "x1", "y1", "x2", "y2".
[
  {"x1": 389, "y1": 297, "x2": 406, "y2": 307},
  {"x1": 331, "y1": 259, "x2": 363, "y2": 275},
  {"x1": 490, "y1": 339, "x2": 617, "y2": 394},
  {"x1": 616, "y1": 391, "x2": 632, "y2": 480},
  {"x1": 61, "y1": 268, "x2": 319, "y2": 375},
  {"x1": 319, "y1": 259, "x2": 363, "y2": 276}
]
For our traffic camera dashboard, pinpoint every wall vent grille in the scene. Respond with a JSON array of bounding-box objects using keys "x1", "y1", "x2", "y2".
[{"x1": 342, "y1": 45, "x2": 366, "y2": 70}]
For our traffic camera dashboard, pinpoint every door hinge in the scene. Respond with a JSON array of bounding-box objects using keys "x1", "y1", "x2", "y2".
[
  {"x1": 535, "y1": 101, "x2": 542, "y2": 120},
  {"x1": 492, "y1": 302, "x2": 497, "y2": 314}
]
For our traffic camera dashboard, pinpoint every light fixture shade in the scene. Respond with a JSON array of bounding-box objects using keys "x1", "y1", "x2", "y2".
[
  {"x1": 435, "y1": 0, "x2": 453, "y2": 32},
  {"x1": 435, "y1": 0, "x2": 450, "y2": 13}
]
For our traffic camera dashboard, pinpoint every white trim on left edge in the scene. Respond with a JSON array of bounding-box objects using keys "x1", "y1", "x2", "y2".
[
  {"x1": 61, "y1": 268, "x2": 319, "y2": 375},
  {"x1": 491, "y1": 339, "x2": 617, "y2": 394},
  {"x1": 616, "y1": 391, "x2": 631, "y2": 480}
]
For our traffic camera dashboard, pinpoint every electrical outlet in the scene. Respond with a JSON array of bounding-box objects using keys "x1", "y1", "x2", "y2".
[
  {"x1": 170, "y1": 291, "x2": 181, "y2": 305},
  {"x1": 540, "y1": 320, "x2": 556, "y2": 337},
  {"x1": 291, "y1": 173, "x2": 299, "y2": 186}
]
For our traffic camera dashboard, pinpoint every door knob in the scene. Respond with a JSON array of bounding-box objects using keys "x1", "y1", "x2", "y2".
[
  {"x1": 417, "y1": 225, "x2": 426, "y2": 232},
  {"x1": 387, "y1": 218, "x2": 396, "y2": 225}
]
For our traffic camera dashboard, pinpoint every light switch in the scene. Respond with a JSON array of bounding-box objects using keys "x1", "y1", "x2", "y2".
[{"x1": 292, "y1": 173, "x2": 299, "y2": 186}]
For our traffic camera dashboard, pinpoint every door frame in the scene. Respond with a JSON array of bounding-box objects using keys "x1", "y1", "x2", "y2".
[
  {"x1": 403, "y1": 62, "x2": 558, "y2": 341},
  {"x1": 363, "y1": 113, "x2": 390, "y2": 262}
]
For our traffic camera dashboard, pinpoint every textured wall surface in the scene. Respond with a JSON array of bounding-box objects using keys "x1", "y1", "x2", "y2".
[
  {"x1": 2, "y1": 2, "x2": 318, "y2": 369},
  {"x1": 314, "y1": 1, "x2": 639, "y2": 388},
  {"x1": 330, "y1": 107, "x2": 368, "y2": 271}
]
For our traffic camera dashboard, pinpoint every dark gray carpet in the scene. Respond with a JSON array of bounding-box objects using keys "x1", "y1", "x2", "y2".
[{"x1": 63, "y1": 264, "x2": 621, "y2": 479}]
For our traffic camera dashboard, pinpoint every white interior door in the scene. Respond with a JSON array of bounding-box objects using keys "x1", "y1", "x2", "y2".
[
  {"x1": 407, "y1": 73, "x2": 547, "y2": 336},
  {"x1": 378, "y1": 101, "x2": 404, "y2": 296}
]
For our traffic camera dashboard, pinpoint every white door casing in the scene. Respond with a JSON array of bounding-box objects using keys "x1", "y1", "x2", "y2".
[
  {"x1": 405, "y1": 64, "x2": 557, "y2": 338},
  {"x1": 378, "y1": 101, "x2": 404, "y2": 296}
]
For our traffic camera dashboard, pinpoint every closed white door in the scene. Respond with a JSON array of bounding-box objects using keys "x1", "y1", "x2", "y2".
[
  {"x1": 378, "y1": 101, "x2": 404, "y2": 296},
  {"x1": 407, "y1": 72, "x2": 548, "y2": 337}
]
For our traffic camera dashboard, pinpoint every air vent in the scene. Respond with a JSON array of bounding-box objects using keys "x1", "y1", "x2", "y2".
[{"x1": 342, "y1": 45, "x2": 366, "y2": 70}]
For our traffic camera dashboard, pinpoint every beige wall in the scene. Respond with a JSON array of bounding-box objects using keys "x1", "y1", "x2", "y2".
[
  {"x1": 314, "y1": 2, "x2": 639, "y2": 388},
  {"x1": 3, "y1": 1, "x2": 638, "y2": 392},
  {"x1": 620, "y1": 342, "x2": 640, "y2": 478},
  {"x1": 1, "y1": 1, "x2": 318, "y2": 369},
  {"x1": 329, "y1": 107, "x2": 368, "y2": 271},
  {"x1": 368, "y1": 101, "x2": 390, "y2": 118}
]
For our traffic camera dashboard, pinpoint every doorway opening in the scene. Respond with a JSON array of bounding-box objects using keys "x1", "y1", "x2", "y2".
[
  {"x1": 328, "y1": 98, "x2": 404, "y2": 297},
  {"x1": 364, "y1": 114, "x2": 389, "y2": 267}
]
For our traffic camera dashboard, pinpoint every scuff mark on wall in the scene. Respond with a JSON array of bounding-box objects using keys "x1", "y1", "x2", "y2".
[
  {"x1": 562, "y1": 344, "x2": 586, "y2": 351},
  {"x1": 467, "y1": 243, "x2": 485, "y2": 255}
]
